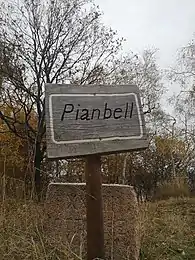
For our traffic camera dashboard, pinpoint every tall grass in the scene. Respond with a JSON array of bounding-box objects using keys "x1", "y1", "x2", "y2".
[
  {"x1": 140, "y1": 197, "x2": 195, "y2": 260},
  {"x1": 153, "y1": 177, "x2": 190, "y2": 201},
  {"x1": 1, "y1": 197, "x2": 195, "y2": 260},
  {"x1": 0, "y1": 173, "x2": 194, "y2": 260},
  {"x1": 0, "y1": 199, "x2": 81, "y2": 259}
]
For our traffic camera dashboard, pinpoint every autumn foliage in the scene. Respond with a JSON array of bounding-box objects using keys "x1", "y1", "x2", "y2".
[{"x1": 0, "y1": 104, "x2": 37, "y2": 197}]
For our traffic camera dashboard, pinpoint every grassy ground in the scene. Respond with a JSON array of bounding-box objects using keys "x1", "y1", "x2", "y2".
[
  {"x1": 140, "y1": 198, "x2": 195, "y2": 260},
  {"x1": 0, "y1": 197, "x2": 195, "y2": 259}
]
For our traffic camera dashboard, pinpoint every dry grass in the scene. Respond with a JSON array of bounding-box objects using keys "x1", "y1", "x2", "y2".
[
  {"x1": 0, "y1": 196, "x2": 195, "y2": 259},
  {"x1": 140, "y1": 197, "x2": 195, "y2": 260},
  {"x1": 0, "y1": 199, "x2": 78, "y2": 260},
  {"x1": 153, "y1": 177, "x2": 190, "y2": 201}
]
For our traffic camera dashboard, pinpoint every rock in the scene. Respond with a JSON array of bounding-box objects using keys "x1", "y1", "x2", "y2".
[{"x1": 44, "y1": 183, "x2": 140, "y2": 260}]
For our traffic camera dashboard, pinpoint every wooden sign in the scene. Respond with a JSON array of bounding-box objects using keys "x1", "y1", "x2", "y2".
[
  {"x1": 45, "y1": 83, "x2": 148, "y2": 260},
  {"x1": 45, "y1": 84, "x2": 148, "y2": 159}
]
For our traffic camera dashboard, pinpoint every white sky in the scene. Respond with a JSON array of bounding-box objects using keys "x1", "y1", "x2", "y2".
[{"x1": 95, "y1": 0, "x2": 195, "y2": 111}]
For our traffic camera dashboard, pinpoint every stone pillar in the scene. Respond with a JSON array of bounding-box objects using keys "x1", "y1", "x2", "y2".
[{"x1": 44, "y1": 183, "x2": 140, "y2": 260}]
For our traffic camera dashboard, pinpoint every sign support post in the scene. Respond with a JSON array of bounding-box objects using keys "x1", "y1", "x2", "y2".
[{"x1": 85, "y1": 154, "x2": 105, "y2": 260}]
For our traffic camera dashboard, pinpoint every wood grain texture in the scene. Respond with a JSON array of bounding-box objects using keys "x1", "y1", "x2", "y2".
[
  {"x1": 45, "y1": 84, "x2": 148, "y2": 158},
  {"x1": 85, "y1": 155, "x2": 105, "y2": 260}
]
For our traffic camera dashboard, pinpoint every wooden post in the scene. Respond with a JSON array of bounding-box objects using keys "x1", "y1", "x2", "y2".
[{"x1": 85, "y1": 154, "x2": 105, "y2": 260}]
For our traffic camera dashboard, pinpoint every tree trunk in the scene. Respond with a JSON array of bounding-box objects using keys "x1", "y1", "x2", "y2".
[{"x1": 34, "y1": 141, "x2": 42, "y2": 201}]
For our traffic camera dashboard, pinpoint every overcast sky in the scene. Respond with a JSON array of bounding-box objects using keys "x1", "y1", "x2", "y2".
[{"x1": 95, "y1": 0, "x2": 195, "y2": 110}]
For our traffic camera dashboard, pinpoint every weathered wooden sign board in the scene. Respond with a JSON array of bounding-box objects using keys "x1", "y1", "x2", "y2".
[
  {"x1": 45, "y1": 84, "x2": 148, "y2": 159},
  {"x1": 45, "y1": 83, "x2": 148, "y2": 260}
]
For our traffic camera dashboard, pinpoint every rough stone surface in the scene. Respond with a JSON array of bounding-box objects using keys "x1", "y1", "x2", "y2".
[{"x1": 44, "y1": 183, "x2": 140, "y2": 260}]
